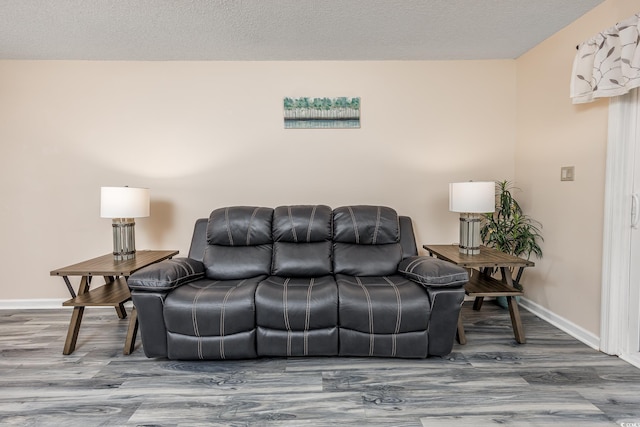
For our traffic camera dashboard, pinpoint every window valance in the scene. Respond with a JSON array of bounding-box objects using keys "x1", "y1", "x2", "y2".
[{"x1": 570, "y1": 13, "x2": 640, "y2": 104}]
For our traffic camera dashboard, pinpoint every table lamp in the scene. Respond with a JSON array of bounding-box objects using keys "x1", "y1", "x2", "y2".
[
  {"x1": 449, "y1": 181, "x2": 495, "y2": 255},
  {"x1": 100, "y1": 186, "x2": 150, "y2": 261}
]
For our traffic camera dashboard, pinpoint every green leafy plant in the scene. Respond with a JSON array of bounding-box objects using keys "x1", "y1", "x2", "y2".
[{"x1": 480, "y1": 180, "x2": 543, "y2": 290}]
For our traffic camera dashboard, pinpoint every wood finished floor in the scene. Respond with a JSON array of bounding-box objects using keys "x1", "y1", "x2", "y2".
[{"x1": 1, "y1": 302, "x2": 640, "y2": 427}]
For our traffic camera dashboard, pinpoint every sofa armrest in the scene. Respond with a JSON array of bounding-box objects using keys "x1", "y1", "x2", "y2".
[
  {"x1": 128, "y1": 257, "x2": 205, "y2": 291},
  {"x1": 398, "y1": 256, "x2": 468, "y2": 287}
]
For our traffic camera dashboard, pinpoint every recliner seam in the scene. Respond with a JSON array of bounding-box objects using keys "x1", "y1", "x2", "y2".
[
  {"x1": 191, "y1": 281, "x2": 219, "y2": 359},
  {"x1": 355, "y1": 277, "x2": 374, "y2": 356}
]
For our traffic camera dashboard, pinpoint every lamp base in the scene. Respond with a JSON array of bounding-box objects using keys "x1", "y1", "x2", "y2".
[
  {"x1": 112, "y1": 218, "x2": 136, "y2": 261},
  {"x1": 459, "y1": 213, "x2": 482, "y2": 255}
]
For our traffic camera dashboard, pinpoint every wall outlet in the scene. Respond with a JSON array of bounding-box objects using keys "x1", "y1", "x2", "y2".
[{"x1": 561, "y1": 166, "x2": 575, "y2": 181}]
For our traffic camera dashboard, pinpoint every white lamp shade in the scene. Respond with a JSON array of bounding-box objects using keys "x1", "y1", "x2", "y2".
[
  {"x1": 100, "y1": 187, "x2": 150, "y2": 218},
  {"x1": 449, "y1": 181, "x2": 495, "y2": 213}
]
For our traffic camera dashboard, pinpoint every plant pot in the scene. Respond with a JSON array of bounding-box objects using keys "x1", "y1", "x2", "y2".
[{"x1": 495, "y1": 295, "x2": 521, "y2": 309}]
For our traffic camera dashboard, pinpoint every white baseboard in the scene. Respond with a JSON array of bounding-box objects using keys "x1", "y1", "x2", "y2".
[
  {"x1": 519, "y1": 297, "x2": 601, "y2": 350},
  {"x1": 0, "y1": 299, "x2": 68, "y2": 310}
]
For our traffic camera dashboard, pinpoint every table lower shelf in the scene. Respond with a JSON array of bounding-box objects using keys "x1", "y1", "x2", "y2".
[
  {"x1": 465, "y1": 271, "x2": 524, "y2": 297},
  {"x1": 457, "y1": 271, "x2": 526, "y2": 345},
  {"x1": 63, "y1": 277, "x2": 131, "y2": 307}
]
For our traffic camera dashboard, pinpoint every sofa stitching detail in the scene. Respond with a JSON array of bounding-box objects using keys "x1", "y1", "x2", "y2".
[
  {"x1": 384, "y1": 276, "x2": 401, "y2": 357},
  {"x1": 192, "y1": 281, "x2": 218, "y2": 360},
  {"x1": 347, "y1": 206, "x2": 360, "y2": 244},
  {"x1": 288, "y1": 206, "x2": 298, "y2": 243},
  {"x1": 355, "y1": 277, "x2": 374, "y2": 356},
  {"x1": 406, "y1": 258, "x2": 422, "y2": 272},
  {"x1": 191, "y1": 291, "x2": 200, "y2": 350},
  {"x1": 282, "y1": 278, "x2": 291, "y2": 331},
  {"x1": 304, "y1": 277, "x2": 315, "y2": 356},
  {"x1": 224, "y1": 207, "x2": 234, "y2": 246},
  {"x1": 282, "y1": 278, "x2": 292, "y2": 356},
  {"x1": 219, "y1": 279, "x2": 245, "y2": 360},
  {"x1": 247, "y1": 208, "x2": 259, "y2": 246},
  {"x1": 372, "y1": 206, "x2": 381, "y2": 245},
  {"x1": 307, "y1": 205, "x2": 317, "y2": 243}
]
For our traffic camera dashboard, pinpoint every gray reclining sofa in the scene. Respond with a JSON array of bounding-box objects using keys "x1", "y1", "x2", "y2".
[{"x1": 128, "y1": 205, "x2": 468, "y2": 359}]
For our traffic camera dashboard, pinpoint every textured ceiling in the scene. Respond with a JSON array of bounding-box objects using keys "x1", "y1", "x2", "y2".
[{"x1": 0, "y1": 0, "x2": 605, "y2": 61}]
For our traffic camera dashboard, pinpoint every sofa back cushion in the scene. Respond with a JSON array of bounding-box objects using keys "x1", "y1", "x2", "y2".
[
  {"x1": 272, "y1": 205, "x2": 333, "y2": 277},
  {"x1": 333, "y1": 206, "x2": 403, "y2": 276},
  {"x1": 203, "y1": 206, "x2": 274, "y2": 280}
]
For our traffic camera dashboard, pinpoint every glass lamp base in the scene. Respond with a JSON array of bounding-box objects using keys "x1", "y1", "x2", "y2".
[
  {"x1": 459, "y1": 213, "x2": 482, "y2": 255},
  {"x1": 112, "y1": 218, "x2": 136, "y2": 260}
]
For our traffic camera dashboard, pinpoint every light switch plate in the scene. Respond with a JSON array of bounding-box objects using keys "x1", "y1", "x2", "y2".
[{"x1": 561, "y1": 166, "x2": 575, "y2": 181}]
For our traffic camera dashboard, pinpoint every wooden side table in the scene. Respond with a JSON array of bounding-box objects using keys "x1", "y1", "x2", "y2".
[
  {"x1": 51, "y1": 250, "x2": 178, "y2": 355},
  {"x1": 423, "y1": 244, "x2": 534, "y2": 344}
]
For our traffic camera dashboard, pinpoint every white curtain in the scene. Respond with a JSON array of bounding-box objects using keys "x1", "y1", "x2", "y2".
[{"x1": 571, "y1": 13, "x2": 640, "y2": 104}]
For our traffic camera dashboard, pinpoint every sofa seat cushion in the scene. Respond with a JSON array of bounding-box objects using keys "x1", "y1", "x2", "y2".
[
  {"x1": 337, "y1": 274, "x2": 430, "y2": 334},
  {"x1": 256, "y1": 275, "x2": 338, "y2": 330},
  {"x1": 337, "y1": 274, "x2": 431, "y2": 358},
  {"x1": 255, "y1": 275, "x2": 339, "y2": 356},
  {"x1": 164, "y1": 277, "x2": 261, "y2": 337}
]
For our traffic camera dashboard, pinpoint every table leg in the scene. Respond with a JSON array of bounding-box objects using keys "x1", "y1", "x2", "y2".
[
  {"x1": 62, "y1": 276, "x2": 90, "y2": 354},
  {"x1": 124, "y1": 307, "x2": 139, "y2": 355},
  {"x1": 514, "y1": 267, "x2": 525, "y2": 287},
  {"x1": 456, "y1": 311, "x2": 467, "y2": 345},
  {"x1": 499, "y1": 267, "x2": 527, "y2": 343},
  {"x1": 115, "y1": 303, "x2": 127, "y2": 319},
  {"x1": 62, "y1": 276, "x2": 76, "y2": 298},
  {"x1": 501, "y1": 267, "x2": 515, "y2": 287},
  {"x1": 112, "y1": 295, "x2": 128, "y2": 321},
  {"x1": 63, "y1": 307, "x2": 84, "y2": 355},
  {"x1": 469, "y1": 269, "x2": 486, "y2": 311},
  {"x1": 506, "y1": 296, "x2": 526, "y2": 343}
]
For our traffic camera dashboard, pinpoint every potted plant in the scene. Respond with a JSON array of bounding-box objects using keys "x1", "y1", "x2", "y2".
[{"x1": 480, "y1": 180, "x2": 543, "y2": 304}]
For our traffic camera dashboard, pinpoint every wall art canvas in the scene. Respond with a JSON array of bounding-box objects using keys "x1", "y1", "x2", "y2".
[{"x1": 284, "y1": 97, "x2": 360, "y2": 129}]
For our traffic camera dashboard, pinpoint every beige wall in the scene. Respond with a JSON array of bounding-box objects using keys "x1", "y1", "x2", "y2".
[
  {"x1": 0, "y1": 60, "x2": 516, "y2": 300},
  {"x1": 3, "y1": 1, "x2": 636, "y2": 345},
  {"x1": 515, "y1": 0, "x2": 639, "y2": 336}
]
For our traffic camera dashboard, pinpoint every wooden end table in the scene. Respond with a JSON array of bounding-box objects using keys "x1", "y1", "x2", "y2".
[
  {"x1": 50, "y1": 250, "x2": 178, "y2": 355},
  {"x1": 423, "y1": 244, "x2": 534, "y2": 344}
]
